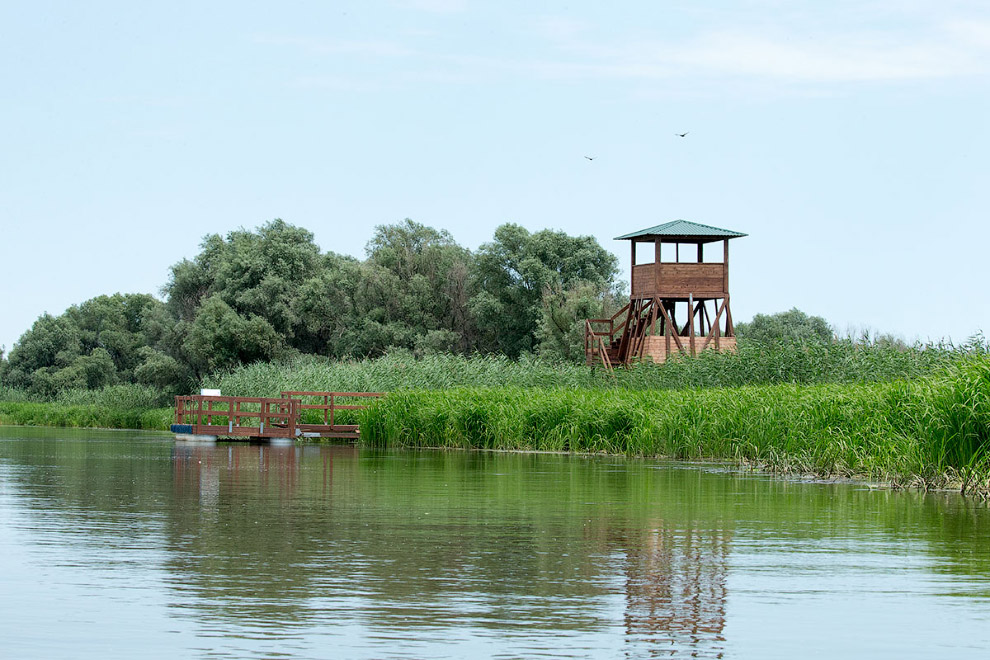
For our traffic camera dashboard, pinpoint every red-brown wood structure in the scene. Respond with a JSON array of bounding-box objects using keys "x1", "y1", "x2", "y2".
[
  {"x1": 586, "y1": 220, "x2": 747, "y2": 369},
  {"x1": 172, "y1": 391, "x2": 383, "y2": 441},
  {"x1": 281, "y1": 391, "x2": 383, "y2": 440}
]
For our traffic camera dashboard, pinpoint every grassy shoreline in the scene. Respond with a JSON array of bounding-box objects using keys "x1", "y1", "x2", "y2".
[
  {"x1": 0, "y1": 401, "x2": 172, "y2": 431},
  {"x1": 360, "y1": 357, "x2": 990, "y2": 494},
  {"x1": 3, "y1": 354, "x2": 988, "y2": 494}
]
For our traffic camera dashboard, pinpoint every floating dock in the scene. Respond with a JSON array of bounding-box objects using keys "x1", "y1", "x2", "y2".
[{"x1": 171, "y1": 391, "x2": 383, "y2": 442}]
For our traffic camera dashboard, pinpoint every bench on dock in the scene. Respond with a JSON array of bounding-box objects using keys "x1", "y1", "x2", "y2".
[{"x1": 172, "y1": 391, "x2": 383, "y2": 441}]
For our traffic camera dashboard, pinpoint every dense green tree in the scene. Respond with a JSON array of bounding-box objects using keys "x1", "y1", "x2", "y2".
[
  {"x1": 360, "y1": 219, "x2": 474, "y2": 355},
  {"x1": 133, "y1": 347, "x2": 195, "y2": 394},
  {"x1": 736, "y1": 308, "x2": 833, "y2": 345},
  {"x1": 66, "y1": 293, "x2": 167, "y2": 381},
  {"x1": 184, "y1": 295, "x2": 285, "y2": 376},
  {"x1": 49, "y1": 348, "x2": 118, "y2": 391},
  {"x1": 290, "y1": 253, "x2": 364, "y2": 355},
  {"x1": 4, "y1": 313, "x2": 83, "y2": 392},
  {"x1": 3, "y1": 294, "x2": 176, "y2": 395},
  {"x1": 4, "y1": 218, "x2": 625, "y2": 394},
  {"x1": 164, "y1": 219, "x2": 321, "y2": 343},
  {"x1": 472, "y1": 224, "x2": 619, "y2": 357},
  {"x1": 536, "y1": 281, "x2": 623, "y2": 363}
]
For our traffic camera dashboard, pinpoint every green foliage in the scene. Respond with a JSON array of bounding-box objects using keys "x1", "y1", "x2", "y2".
[
  {"x1": 537, "y1": 281, "x2": 623, "y2": 362},
  {"x1": 0, "y1": 383, "x2": 172, "y2": 430},
  {"x1": 4, "y1": 313, "x2": 81, "y2": 391},
  {"x1": 0, "y1": 400, "x2": 171, "y2": 430},
  {"x1": 209, "y1": 338, "x2": 974, "y2": 398},
  {"x1": 67, "y1": 293, "x2": 166, "y2": 381},
  {"x1": 736, "y1": 308, "x2": 833, "y2": 345},
  {"x1": 205, "y1": 352, "x2": 596, "y2": 395},
  {"x1": 133, "y1": 347, "x2": 194, "y2": 395},
  {"x1": 54, "y1": 383, "x2": 172, "y2": 409},
  {"x1": 361, "y1": 355, "x2": 990, "y2": 491},
  {"x1": 165, "y1": 219, "x2": 321, "y2": 332},
  {"x1": 3, "y1": 294, "x2": 177, "y2": 396},
  {"x1": 471, "y1": 224, "x2": 619, "y2": 357},
  {"x1": 184, "y1": 295, "x2": 284, "y2": 376},
  {"x1": 356, "y1": 219, "x2": 474, "y2": 355}
]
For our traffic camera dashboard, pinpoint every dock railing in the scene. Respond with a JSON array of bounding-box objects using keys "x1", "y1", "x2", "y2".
[
  {"x1": 280, "y1": 391, "x2": 384, "y2": 439},
  {"x1": 174, "y1": 396, "x2": 299, "y2": 438}
]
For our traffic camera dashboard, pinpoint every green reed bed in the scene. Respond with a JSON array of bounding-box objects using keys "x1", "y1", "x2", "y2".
[
  {"x1": 0, "y1": 384, "x2": 173, "y2": 431},
  {"x1": 361, "y1": 357, "x2": 990, "y2": 493},
  {"x1": 0, "y1": 401, "x2": 172, "y2": 431},
  {"x1": 208, "y1": 339, "x2": 973, "y2": 397}
]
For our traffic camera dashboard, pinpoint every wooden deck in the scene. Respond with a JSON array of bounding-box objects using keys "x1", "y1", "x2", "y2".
[{"x1": 171, "y1": 391, "x2": 383, "y2": 441}]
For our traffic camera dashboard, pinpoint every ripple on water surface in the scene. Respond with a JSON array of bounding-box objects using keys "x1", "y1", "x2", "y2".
[{"x1": 1, "y1": 427, "x2": 990, "y2": 658}]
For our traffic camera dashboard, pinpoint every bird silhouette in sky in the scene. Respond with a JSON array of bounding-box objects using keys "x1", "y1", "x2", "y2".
[
  {"x1": 584, "y1": 155, "x2": 595, "y2": 160},
  {"x1": 676, "y1": 132, "x2": 689, "y2": 137}
]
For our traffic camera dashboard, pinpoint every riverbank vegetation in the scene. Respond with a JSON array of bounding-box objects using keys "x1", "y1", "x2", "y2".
[
  {"x1": 0, "y1": 384, "x2": 171, "y2": 430},
  {"x1": 205, "y1": 333, "x2": 975, "y2": 395},
  {"x1": 361, "y1": 355, "x2": 990, "y2": 493},
  {"x1": 2, "y1": 343, "x2": 988, "y2": 492},
  {"x1": 0, "y1": 219, "x2": 620, "y2": 398},
  {"x1": 2, "y1": 218, "x2": 988, "y2": 492}
]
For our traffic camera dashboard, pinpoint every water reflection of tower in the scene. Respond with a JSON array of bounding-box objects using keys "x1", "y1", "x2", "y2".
[{"x1": 623, "y1": 522, "x2": 729, "y2": 658}]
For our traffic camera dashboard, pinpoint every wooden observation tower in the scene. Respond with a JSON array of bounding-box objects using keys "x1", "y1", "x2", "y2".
[{"x1": 585, "y1": 220, "x2": 747, "y2": 369}]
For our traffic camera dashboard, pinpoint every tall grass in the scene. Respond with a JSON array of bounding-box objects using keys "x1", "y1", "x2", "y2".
[
  {"x1": 208, "y1": 339, "x2": 977, "y2": 396},
  {"x1": 361, "y1": 356, "x2": 990, "y2": 493},
  {"x1": 0, "y1": 383, "x2": 172, "y2": 431},
  {"x1": 0, "y1": 401, "x2": 172, "y2": 430}
]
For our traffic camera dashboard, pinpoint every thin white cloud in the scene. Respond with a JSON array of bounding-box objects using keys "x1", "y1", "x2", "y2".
[
  {"x1": 527, "y1": 18, "x2": 990, "y2": 84},
  {"x1": 393, "y1": 0, "x2": 467, "y2": 13},
  {"x1": 290, "y1": 75, "x2": 386, "y2": 92},
  {"x1": 531, "y1": 16, "x2": 592, "y2": 43},
  {"x1": 667, "y1": 28, "x2": 987, "y2": 81},
  {"x1": 256, "y1": 35, "x2": 414, "y2": 57}
]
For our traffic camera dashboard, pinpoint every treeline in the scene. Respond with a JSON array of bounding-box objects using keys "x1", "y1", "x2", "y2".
[{"x1": 0, "y1": 219, "x2": 622, "y2": 397}]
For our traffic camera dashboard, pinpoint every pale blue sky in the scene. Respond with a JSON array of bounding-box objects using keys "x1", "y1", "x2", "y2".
[{"x1": 2, "y1": 1, "x2": 989, "y2": 352}]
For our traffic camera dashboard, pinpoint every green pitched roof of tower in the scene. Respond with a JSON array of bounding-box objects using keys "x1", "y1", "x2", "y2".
[{"x1": 615, "y1": 220, "x2": 747, "y2": 241}]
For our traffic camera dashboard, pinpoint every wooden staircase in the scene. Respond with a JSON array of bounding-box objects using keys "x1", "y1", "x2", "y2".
[{"x1": 585, "y1": 298, "x2": 663, "y2": 371}]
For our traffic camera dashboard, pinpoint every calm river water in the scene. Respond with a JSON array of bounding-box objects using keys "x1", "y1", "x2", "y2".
[{"x1": 1, "y1": 427, "x2": 989, "y2": 659}]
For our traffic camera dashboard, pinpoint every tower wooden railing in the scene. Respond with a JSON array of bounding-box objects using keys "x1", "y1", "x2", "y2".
[{"x1": 585, "y1": 304, "x2": 630, "y2": 366}]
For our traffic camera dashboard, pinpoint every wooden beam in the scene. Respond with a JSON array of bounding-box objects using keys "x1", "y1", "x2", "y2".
[
  {"x1": 725, "y1": 295, "x2": 734, "y2": 336},
  {"x1": 700, "y1": 299, "x2": 727, "y2": 351},
  {"x1": 723, "y1": 239, "x2": 729, "y2": 294},
  {"x1": 656, "y1": 302, "x2": 685, "y2": 352},
  {"x1": 688, "y1": 294, "x2": 696, "y2": 356},
  {"x1": 638, "y1": 298, "x2": 660, "y2": 360},
  {"x1": 655, "y1": 238, "x2": 661, "y2": 297}
]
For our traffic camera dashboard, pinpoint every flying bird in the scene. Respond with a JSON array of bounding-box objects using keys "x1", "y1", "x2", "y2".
[
  {"x1": 584, "y1": 155, "x2": 595, "y2": 160},
  {"x1": 676, "y1": 132, "x2": 689, "y2": 137}
]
